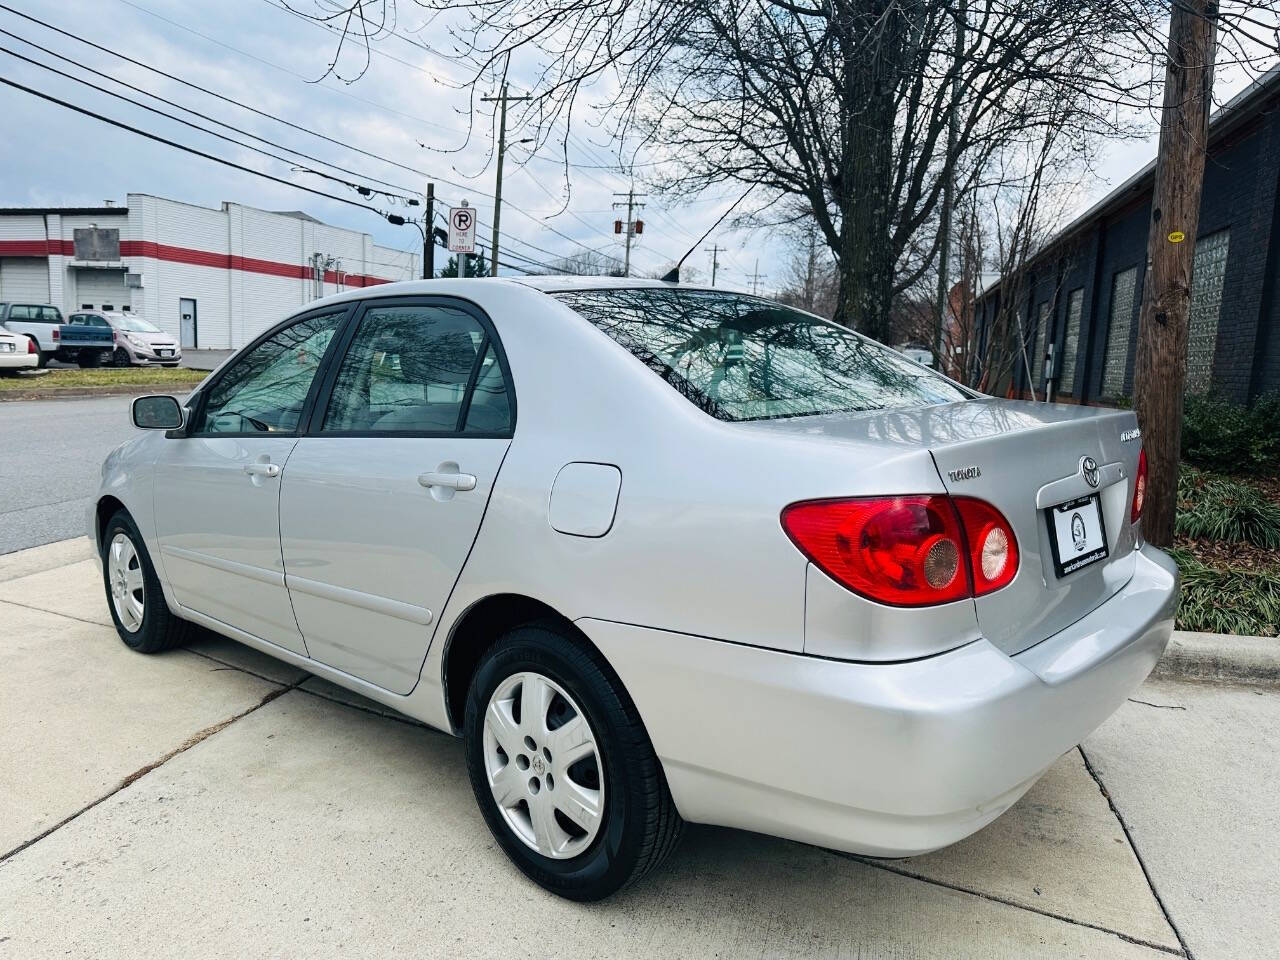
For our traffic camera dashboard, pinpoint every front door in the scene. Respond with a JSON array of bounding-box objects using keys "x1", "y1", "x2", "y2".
[
  {"x1": 152, "y1": 308, "x2": 347, "y2": 654},
  {"x1": 179, "y1": 298, "x2": 197, "y2": 348},
  {"x1": 279, "y1": 299, "x2": 515, "y2": 693}
]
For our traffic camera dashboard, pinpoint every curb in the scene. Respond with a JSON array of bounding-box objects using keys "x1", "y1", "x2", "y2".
[
  {"x1": 0, "y1": 386, "x2": 165, "y2": 402},
  {"x1": 1153, "y1": 631, "x2": 1280, "y2": 687}
]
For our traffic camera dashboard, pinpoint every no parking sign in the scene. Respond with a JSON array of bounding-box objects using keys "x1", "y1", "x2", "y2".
[{"x1": 448, "y1": 204, "x2": 476, "y2": 253}]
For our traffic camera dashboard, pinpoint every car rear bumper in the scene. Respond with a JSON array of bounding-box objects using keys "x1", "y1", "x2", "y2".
[
  {"x1": 581, "y1": 542, "x2": 1178, "y2": 857},
  {"x1": 0, "y1": 352, "x2": 38, "y2": 369}
]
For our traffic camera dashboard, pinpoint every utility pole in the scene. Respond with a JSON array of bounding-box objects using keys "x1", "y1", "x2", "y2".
[
  {"x1": 612, "y1": 187, "x2": 647, "y2": 276},
  {"x1": 933, "y1": 0, "x2": 965, "y2": 366},
  {"x1": 705, "y1": 244, "x2": 721, "y2": 286},
  {"x1": 423, "y1": 182, "x2": 434, "y2": 279},
  {"x1": 1133, "y1": 0, "x2": 1217, "y2": 547},
  {"x1": 481, "y1": 58, "x2": 532, "y2": 278},
  {"x1": 749, "y1": 258, "x2": 767, "y2": 296}
]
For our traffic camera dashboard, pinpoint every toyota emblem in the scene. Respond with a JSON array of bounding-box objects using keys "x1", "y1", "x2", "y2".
[{"x1": 1080, "y1": 456, "x2": 1099, "y2": 488}]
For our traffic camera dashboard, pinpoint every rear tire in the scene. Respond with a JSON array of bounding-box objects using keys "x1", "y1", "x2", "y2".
[
  {"x1": 464, "y1": 623, "x2": 683, "y2": 901},
  {"x1": 102, "y1": 509, "x2": 194, "y2": 654}
]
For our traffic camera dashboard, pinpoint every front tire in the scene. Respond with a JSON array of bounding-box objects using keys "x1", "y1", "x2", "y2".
[
  {"x1": 102, "y1": 509, "x2": 194, "y2": 653},
  {"x1": 464, "y1": 624, "x2": 683, "y2": 901},
  {"x1": 111, "y1": 347, "x2": 132, "y2": 367}
]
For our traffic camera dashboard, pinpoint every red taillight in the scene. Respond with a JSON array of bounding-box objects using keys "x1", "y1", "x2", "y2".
[
  {"x1": 1131, "y1": 448, "x2": 1148, "y2": 524},
  {"x1": 781, "y1": 495, "x2": 1018, "y2": 607},
  {"x1": 953, "y1": 497, "x2": 1019, "y2": 595},
  {"x1": 26, "y1": 337, "x2": 36, "y2": 354},
  {"x1": 52, "y1": 327, "x2": 60, "y2": 341}
]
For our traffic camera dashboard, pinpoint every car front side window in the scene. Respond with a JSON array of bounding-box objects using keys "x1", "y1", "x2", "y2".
[
  {"x1": 321, "y1": 303, "x2": 511, "y2": 435},
  {"x1": 192, "y1": 311, "x2": 344, "y2": 435}
]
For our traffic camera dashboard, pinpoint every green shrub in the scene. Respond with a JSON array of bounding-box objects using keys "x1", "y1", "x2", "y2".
[
  {"x1": 1168, "y1": 547, "x2": 1280, "y2": 637},
  {"x1": 1176, "y1": 468, "x2": 1280, "y2": 549},
  {"x1": 1180, "y1": 392, "x2": 1280, "y2": 475}
]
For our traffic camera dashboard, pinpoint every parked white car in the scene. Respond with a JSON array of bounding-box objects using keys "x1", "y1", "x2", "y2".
[
  {"x1": 92, "y1": 278, "x2": 1177, "y2": 900},
  {"x1": 0, "y1": 325, "x2": 38, "y2": 373}
]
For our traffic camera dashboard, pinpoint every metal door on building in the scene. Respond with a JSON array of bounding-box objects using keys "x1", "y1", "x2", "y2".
[
  {"x1": 0, "y1": 258, "x2": 51, "y2": 302},
  {"x1": 179, "y1": 298, "x2": 197, "y2": 348}
]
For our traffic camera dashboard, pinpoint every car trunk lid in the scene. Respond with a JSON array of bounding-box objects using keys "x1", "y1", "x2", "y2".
[{"x1": 747, "y1": 398, "x2": 1143, "y2": 655}]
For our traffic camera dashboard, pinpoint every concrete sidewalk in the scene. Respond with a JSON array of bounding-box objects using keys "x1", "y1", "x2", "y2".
[{"x1": 1, "y1": 540, "x2": 1275, "y2": 959}]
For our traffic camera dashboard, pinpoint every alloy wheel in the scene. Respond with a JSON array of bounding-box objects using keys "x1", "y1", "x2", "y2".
[
  {"x1": 483, "y1": 671, "x2": 605, "y2": 859},
  {"x1": 108, "y1": 533, "x2": 145, "y2": 632}
]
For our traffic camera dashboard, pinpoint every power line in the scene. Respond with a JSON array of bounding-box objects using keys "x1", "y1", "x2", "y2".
[
  {"x1": 111, "y1": 0, "x2": 466, "y2": 137},
  {"x1": 0, "y1": 25, "x2": 426, "y2": 202},
  {"x1": 0, "y1": 41, "x2": 424, "y2": 205},
  {"x1": 1, "y1": 4, "x2": 617, "y2": 264},
  {"x1": 0, "y1": 73, "x2": 391, "y2": 215}
]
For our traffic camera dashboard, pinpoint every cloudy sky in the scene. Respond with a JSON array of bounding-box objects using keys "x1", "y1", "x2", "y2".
[{"x1": 0, "y1": 0, "x2": 1272, "y2": 294}]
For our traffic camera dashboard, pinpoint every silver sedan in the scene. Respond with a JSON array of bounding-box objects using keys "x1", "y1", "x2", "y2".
[{"x1": 91, "y1": 277, "x2": 1177, "y2": 900}]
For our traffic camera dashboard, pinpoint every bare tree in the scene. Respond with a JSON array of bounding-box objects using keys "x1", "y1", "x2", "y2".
[{"x1": 288, "y1": 0, "x2": 1163, "y2": 342}]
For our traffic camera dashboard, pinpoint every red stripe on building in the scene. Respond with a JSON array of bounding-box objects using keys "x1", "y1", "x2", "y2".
[{"x1": 0, "y1": 239, "x2": 396, "y2": 287}]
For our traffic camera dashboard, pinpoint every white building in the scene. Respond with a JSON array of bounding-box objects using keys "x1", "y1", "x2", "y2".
[{"x1": 0, "y1": 193, "x2": 419, "y2": 349}]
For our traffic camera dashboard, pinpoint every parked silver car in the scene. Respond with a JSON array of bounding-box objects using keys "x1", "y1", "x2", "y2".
[
  {"x1": 69, "y1": 311, "x2": 181, "y2": 366},
  {"x1": 91, "y1": 278, "x2": 1176, "y2": 900}
]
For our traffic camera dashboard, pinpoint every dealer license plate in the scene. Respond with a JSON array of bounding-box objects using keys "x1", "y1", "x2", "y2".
[{"x1": 1046, "y1": 495, "x2": 1108, "y2": 578}]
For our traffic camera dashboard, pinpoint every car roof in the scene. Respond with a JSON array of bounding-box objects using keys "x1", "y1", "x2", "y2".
[{"x1": 507, "y1": 275, "x2": 679, "y2": 292}]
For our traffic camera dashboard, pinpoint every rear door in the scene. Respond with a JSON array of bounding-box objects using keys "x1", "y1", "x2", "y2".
[
  {"x1": 279, "y1": 297, "x2": 514, "y2": 694},
  {"x1": 928, "y1": 399, "x2": 1142, "y2": 655}
]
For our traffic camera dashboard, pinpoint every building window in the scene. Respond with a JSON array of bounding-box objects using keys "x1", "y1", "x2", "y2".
[
  {"x1": 1102, "y1": 266, "x2": 1138, "y2": 399},
  {"x1": 1059, "y1": 288, "x2": 1084, "y2": 395},
  {"x1": 1186, "y1": 229, "x2": 1230, "y2": 395},
  {"x1": 1034, "y1": 301, "x2": 1051, "y2": 390}
]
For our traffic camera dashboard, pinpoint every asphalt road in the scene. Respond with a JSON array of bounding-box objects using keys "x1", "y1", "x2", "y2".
[{"x1": 0, "y1": 395, "x2": 140, "y2": 554}]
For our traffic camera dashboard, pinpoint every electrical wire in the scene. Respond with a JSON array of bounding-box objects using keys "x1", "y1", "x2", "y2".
[{"x1": 0, "y1": 3, "x2": 677, "y2": 270}]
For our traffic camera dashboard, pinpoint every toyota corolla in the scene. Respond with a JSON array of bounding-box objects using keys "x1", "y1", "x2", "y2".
[{"x1": 92, "y1": 277, "x2": 1178, "y2": 901}]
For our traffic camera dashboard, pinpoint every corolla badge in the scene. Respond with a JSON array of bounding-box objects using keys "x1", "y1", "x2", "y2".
[{"x1": 1080, "y1": 456, "x2": 1099, "y2": 488}]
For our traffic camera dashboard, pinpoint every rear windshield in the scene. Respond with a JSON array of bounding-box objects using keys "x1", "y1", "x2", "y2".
[{"x1": 553, "y1": 288, "x2": 969, "y2": 422}]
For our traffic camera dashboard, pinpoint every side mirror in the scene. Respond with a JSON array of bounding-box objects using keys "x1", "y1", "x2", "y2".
[{"x1": 132, "y1": 395, "x2": 184, "y2": 430}]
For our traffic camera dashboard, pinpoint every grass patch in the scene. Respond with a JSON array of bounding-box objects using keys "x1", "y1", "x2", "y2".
[
  {"x1": 1176, "y1": 467, "x2": 1280, "y2": 549},
  {"x1": 0, "y1": 367, "x2": 207, "y2": 391},
  {"x1": 1169, "y1": 545, "x2": 1280, "y2": 637}
]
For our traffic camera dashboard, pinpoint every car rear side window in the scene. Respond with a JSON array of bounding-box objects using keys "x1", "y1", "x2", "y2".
[
  {"x1": 553, "y1": 288, "x2": 969, "y2": 421},
  {"x1": 321, "y1": 303, "x2": 512, "y2": 436}
]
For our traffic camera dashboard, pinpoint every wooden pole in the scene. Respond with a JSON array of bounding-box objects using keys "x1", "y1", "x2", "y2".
[{"x1": 1133, "y1": 0, "x2": 1217, "y2": 546}]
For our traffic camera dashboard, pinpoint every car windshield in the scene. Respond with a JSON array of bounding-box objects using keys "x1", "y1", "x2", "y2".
[
  {"x1": 552, "y1": 288, "x2": 969, "y2": 422},
  {"x1": 117, "y1": 315, "x2": 162, "y2": 333}
]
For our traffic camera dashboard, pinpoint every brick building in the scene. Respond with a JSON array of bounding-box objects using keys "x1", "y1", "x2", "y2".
[
  {"x1": 0, "y1": 193, "x2": 418, "y2": 350},
  {"x1": 974, "y1": 67, "x2": 1280, "y2": 405}
]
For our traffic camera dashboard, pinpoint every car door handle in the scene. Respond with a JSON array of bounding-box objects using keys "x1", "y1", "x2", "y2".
[
  {"x1": 243, "y1": 462, "x2": 281, "y2": 478},
  {"x1": 418, "y1": 471, "x2": 476, "y2": 491}
]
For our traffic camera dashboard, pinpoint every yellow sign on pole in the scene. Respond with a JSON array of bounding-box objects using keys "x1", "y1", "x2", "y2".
[{"x1": 1167, "y1": 231, "x2": 1186, "y2": 243}]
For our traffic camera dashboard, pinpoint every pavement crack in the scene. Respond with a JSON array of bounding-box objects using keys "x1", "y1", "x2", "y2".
[
  {"x1": 1079, "y1": 745, "x2": 1194, "y2": 959},
  {"x1": 0, "y1": 679, "x2": 301, "y2": 865},
  {"x1": 0, "y1": 597, "x2": 108, "y2": 628},
  {"x1": 838, "y1": 852, "x2": 1185, "y2": 956},
  {"x1": 1128, "y1": 698, "x2": 1188, "y2": 710}
]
